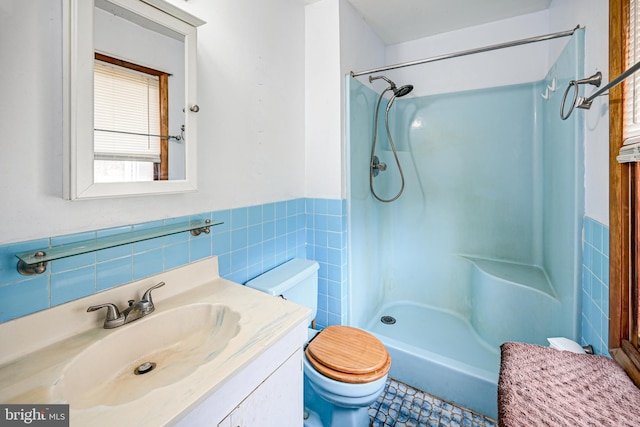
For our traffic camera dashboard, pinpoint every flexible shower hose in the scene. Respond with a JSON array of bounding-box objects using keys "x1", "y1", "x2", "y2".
[{"x1": 370, "y1": 89, "x2": 406, "y2": 203}]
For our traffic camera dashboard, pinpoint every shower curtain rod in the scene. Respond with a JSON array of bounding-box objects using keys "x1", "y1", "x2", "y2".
[{"x1": 350, "y1": 25, "x2": 582, "y2": 77}]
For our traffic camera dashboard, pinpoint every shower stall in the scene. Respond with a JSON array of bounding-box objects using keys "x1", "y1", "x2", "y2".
[{"x1": 346, "y1": 30, "x2": 584, "y2": 418}]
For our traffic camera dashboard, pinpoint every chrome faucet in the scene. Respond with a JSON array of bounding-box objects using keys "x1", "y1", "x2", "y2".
[{"x1": 87, "y1": 282, "x2": 165, "y2": 329}]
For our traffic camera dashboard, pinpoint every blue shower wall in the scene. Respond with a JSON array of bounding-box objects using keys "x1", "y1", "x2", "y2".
[
  {"x1": 540, "y1": 30, "x2": 584, "y2": 340},
  {"x1": 348, "y1": 31, "x2": 585, "y2": 349},
  {"x1": 0, "y1": 198, "x2": 347, "y2": 328}
]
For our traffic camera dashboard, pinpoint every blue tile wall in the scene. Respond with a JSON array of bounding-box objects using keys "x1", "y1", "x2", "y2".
[
  {"x1": 306, "y1": 199, "x2": 348, "y2": 328},
  {"x1": 581, "y1": 216, "x2": 609, "y2": 356},
  {"x1": 212, "y1": 199, "x2": 308, "y2": 286},
  {"x1": 0, "y1": 198, "x2": 347, "y2": 328}
]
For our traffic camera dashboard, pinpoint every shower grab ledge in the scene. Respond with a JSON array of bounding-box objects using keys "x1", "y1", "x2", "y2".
[
  {"x1": 15, "y1": 219, "x2": 221, "y2": 276},
  {"x1": 461, "y1": 256, "x2": 558, "y2": 299}
]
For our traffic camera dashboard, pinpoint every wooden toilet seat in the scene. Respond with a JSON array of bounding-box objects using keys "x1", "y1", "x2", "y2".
[{"x1": 305, "y1": 325, "x2": 391, "y2": 384}]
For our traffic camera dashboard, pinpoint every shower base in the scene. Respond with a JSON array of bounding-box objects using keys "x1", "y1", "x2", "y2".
[{"x1": 364, "y1": 301, "x2": 500, "y2": 419}]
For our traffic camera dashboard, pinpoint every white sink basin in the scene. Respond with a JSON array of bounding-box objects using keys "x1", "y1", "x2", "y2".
[
  {"x1": 0, "y1": 259, "x2": 312, "y2": 427},
  {"x1": 52, "y1": 303, "x2": 240, "y2": 409}
]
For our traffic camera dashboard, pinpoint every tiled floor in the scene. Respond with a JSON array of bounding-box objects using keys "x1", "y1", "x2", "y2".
[{"x1": 369, "y1": 378, "x2": 496, "y2": 427}]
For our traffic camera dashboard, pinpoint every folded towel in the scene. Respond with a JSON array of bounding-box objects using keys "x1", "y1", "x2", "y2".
[{"x1": 498, "y1": 342, "x2": 640, "y2": 426}]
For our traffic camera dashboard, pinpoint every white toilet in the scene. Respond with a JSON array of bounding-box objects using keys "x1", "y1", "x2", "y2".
[{"x1": 245, "y1": 259, "x2": 391, "y2": 427}]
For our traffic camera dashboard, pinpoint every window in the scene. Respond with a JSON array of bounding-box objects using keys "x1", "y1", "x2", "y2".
[
  {"x1": 625, "y1": 0, "x2": 640, "y2": 144},
  {"x1": 93, "y1": 53, "x2": 169, "y2": 182},
  {"x1": 610, "y1": 0, "x2": 640, "y2": 386}
]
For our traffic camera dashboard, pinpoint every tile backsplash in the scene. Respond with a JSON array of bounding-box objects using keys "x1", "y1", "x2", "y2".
[{"x1": 0, "y1": 198, "x2": 347, "y2": 328}]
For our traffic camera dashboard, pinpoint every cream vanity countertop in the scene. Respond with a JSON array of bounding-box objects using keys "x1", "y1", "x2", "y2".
[{"x1": 0, "y1": 257, "x2": 311, "y2": 426}]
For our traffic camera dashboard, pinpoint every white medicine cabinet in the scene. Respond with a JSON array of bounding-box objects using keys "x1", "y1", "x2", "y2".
[{"x1": 63, "y1": 0, "x2": 204, "y2": 199}]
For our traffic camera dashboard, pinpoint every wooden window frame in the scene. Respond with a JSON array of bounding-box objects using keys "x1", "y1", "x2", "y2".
[
  {"x1": 94, "y1": 53, "x2": 170, "y2": 180},
  {"x1": 609, "y1": 0, "x2": 640, "y2": 386}
]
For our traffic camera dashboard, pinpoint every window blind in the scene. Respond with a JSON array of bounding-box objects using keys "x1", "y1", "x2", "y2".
[
  {"x1": 619, "y1": 0, "x2": 640, "y2": 162},
  {"x1": 94, "y1": 60, "x2": 161, "y2": 163}
]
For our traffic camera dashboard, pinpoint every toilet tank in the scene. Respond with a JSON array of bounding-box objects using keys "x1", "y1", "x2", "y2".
[{"x1": 245, "y1": 259, "x2": 319, "y2": 323}]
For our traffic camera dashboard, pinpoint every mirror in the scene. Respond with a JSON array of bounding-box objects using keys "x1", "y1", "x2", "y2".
[{"x1": 63, "y1": 0, "x2": 204, "y2": 199}]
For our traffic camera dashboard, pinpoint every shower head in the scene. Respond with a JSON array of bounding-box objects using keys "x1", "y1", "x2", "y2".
[
  {"x1": 393, "y1": 85, "x2": 413, "y2": 97},
  {"x1": 369, "y1": 74, "x2": 413, "y2": 98}
]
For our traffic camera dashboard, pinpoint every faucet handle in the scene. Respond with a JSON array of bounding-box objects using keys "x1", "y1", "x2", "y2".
[
  {"x1": 142, "y1": 281, "x2": 165, "y2": 303},
  {"x1": 87, "y1": 303, "x2": 121, "y2": 319},
  {"x1": 87, "y1": 303, "x2": 125, "y2": 328}
]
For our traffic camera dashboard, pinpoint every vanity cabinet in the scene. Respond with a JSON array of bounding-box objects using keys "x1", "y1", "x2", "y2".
[
  {"x1": 171, "y1": 313, "x2": 307, "y2": 427},
  {"x1": 217, "y1": 351, "x2": 303, "y2": 427}
]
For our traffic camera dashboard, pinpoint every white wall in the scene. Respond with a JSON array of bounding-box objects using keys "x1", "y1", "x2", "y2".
[
  {"x1": 549, "y1": 0, "x2": 609, "y2": 225},
  {"x1": 304, "y1": 0, "x2": 386, "y2": 200},
  {"x1": 305, "y1": 0, "x2": 342, "y2": 199},
  {"x1": 0, "y1": 0, "x2": 306, "y2": 245},
  {"x1": 381, "y1": 11, "x2": 552, "y2": 97}
]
